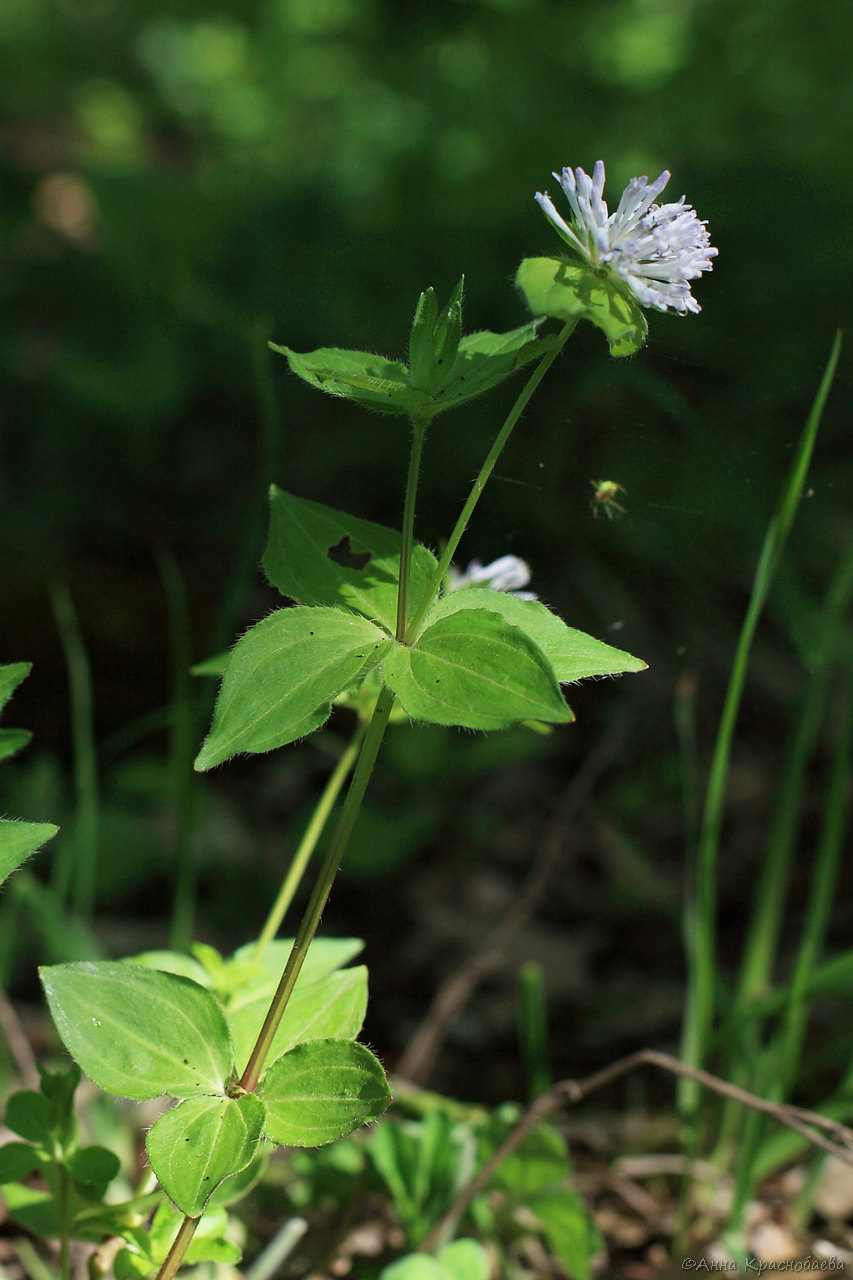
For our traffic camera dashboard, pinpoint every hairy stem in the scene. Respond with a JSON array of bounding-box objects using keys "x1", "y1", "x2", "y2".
[
  {"x1": 396, "y1": 417, "x2": 429, "y2": 640},
  {"x1": 252, "y1": 719, "x2": 368, "y2": 962}
]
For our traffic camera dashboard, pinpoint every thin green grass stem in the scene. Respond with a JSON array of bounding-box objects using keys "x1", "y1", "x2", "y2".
[
  {"x1": 679, "y1": 333, "x2": 841, "y2": 1123},
  {"x1": 158, "y1": 551, "x2": 199, "y2": 954},
  {"x1": 729, "y1": 683, "x2": 852, "y2": 1232},
  {"x1": 252, "y1": 719, "x2": 367, "y2": 962},
  {"x1": 713, "y1": 544, "x2": 853, "y2": 1162},
  {"x1": 50, "y1": 584, "x2": 99, "y2": 920},
  {"x1": 775, "y1": 677, "x2": 853, "y2": 1089},
  {"x1": 404, "y1": 319, "x2": 576, "y2": 642},
  {"x1": 397, "y1": 417, "x2": 429, "y2": 639}
]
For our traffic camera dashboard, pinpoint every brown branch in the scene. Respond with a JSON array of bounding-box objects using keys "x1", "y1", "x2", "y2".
[
  {"x1": 396, "y1": 714, "x2": 632, "y2": 1083},
  {"x1": 418, "y1": 1047, "x2": 853, "y2": 1253}
]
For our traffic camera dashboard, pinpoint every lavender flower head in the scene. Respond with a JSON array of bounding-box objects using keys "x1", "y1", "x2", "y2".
[{"x1": 535, "y1": 161, "x2": 717, "y2": 314}]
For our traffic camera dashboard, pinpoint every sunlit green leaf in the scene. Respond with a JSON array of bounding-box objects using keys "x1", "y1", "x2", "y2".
[
  {"x1": 40, "y1": 963, "x2": 234, "y2": 1099},
  {"x1": 425, "y1": 590, "x2": 647, "y2": 681},
  {"x1": 271, "y1": 343, "x2": 423, "y2": 415},
  {"x1": 229, "y1": 966, "x2": 367, "y2": 1075},
  {"x1": 195, "y1": 606, "x2": 392, "y2": 771},
  {"x1": 263, "y1": 488, "x2": 438, "y2": 632},
  {"x1": 146, "y1": 1093, "x2": 266, "y2": 1216},
  {"x1": 382, "y1": 609, "x2": 574, "y2": 729},
  {"x1": 261, "y1": 1039, "x2": 391, "y2": 1146},
  {"x1": 0, "y1": 819, "x2": 59, "y2": 887}
]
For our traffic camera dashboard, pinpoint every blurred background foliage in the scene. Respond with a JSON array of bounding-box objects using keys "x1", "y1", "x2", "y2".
[{"x1": 1, "y1": 0, "x2": 851, "y2": 1095}]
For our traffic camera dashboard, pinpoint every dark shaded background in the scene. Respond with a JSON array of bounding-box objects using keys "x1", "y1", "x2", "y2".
[{"x1": 1, "y1": 0, "x2": 851, "y2": 1103}]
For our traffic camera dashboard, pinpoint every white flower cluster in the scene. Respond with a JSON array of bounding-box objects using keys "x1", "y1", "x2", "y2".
[{"x1": 535, "y1": 160, "x2": 717, "y2": 314}]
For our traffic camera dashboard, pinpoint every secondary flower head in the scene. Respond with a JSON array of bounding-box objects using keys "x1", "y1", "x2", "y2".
[
  {"x1": 447, "y1": 555, "x2": 537, "y2": 600},
  {"x1": 535, "y1": 161, "x2": 717, "y2": 315}
]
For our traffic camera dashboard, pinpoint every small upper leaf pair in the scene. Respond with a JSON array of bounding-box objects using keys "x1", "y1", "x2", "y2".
[{"x1": 272, "y1": 280, "x2": 554, "y2": 421}]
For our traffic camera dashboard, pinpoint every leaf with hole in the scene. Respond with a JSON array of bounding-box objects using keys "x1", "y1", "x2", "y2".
[
  {"x1": 261, "y1": 1039, "x2": 391, "y2": 1147},
  {"x1": 40, "y1": 962, "x2": 234, "y2": 1099},
  {"x1": 146, "y1": 1093, "x2": 266, "y2": 1216},
  {"x1": 263, "y1": 488, "x2": 438, "y2": 632},
  {"x1": 195, "y1": 606, "x2": 392, "y2": 771}
]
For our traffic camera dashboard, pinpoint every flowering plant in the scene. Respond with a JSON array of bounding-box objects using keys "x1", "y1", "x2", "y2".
[{"x1": 27, "y1": 161, "x2": 716, "y2": 1279}]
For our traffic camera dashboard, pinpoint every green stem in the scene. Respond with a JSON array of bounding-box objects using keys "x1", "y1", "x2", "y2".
[
  {"x1": 239, "y1": 685, "x2": 396, "y2": 1093},
  {"x1": 58, "y1": 1164, "x2": 70, "y2": 1280},
  {"x1": 156, "y1": 1215, "x2": 200, "y2": 1280},
  {"x1": 50, "y1": 584, "x2": 99, "y2": 920},
  {"x1": 404, "y1": 319, "x2": 576, "y2": 642},
  {"x1": 397, "y1": 417, "x2": 429, "y2": 640},
  {"x1": 252, "y1": 719, "x2": 368, "y2": 962}
]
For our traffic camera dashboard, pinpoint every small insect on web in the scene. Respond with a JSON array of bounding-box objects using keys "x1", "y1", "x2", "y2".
[{"x1": 590, "y1": 480, "x2": 627, "y2": 520}]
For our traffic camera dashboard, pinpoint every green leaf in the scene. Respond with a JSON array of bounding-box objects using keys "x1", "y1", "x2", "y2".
[
  {"x1": 5, "y1": 1090, "x2": 52, "y2": 1144},
  {"x1": 40, "y1": 962, "x2": 234, "y2": 1100},
  {"x1": 516, "y1": 257, "x2": 647, "y2": 356},
  {"x1": 382, "y1": 609, "x2": 574, "y2": 730},
  {"x1": 0, "y1": 662, "x2": 31, "y2": 714},
  {"x1": 409, "y1": 286, "x2": 441, "y2": 389},
  {"x1": 426, "y1": 321, "x2": 553, "y2": 413},
  {"x1": 261, "y1": 1039, "x2": 391, "y2": 1147},
  {"x1": 146, "y1": 1092, "x2": 266, "y2": 1216},
  {"x1": 271, "y1": 343, "x2": 424, "y2": 416},
  {"x1": 229, "y1": 936, "x2": 364, "y2": 993},
  {"x1": 229, "y1": 966, "x2": 367, "y2": 1075},
  {"x1": 528, "y1": 1187, "x2": 598, "y2": 1280},
  {"x1": 195, "y1": 606, "x2": 391, "y2": 771},
  {"x1": 0, "y1": 819, "x2": 59, "y2": 886},
  {"x1": 426, "y1": 590, "x2": 647, "y2": 682},
  {"x1": 0, "y1": 728, "x2": 32, "y2": 762},
  {"x1": 64, "y1": 1145, "x2": 121, "y2": 1187},
  {"x1": 0, "y1": 1142, "x2": 42, "y2": 1183},
  {"x1": 263, "y1": 488, "x2": 438, "y2": 632},
  {"x1": 436, "y1": 1239, "x2": 491, "y2": 1280},
  {"x1": 380, "y1": 1258, "x2": 447, "y2": 1280}
]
